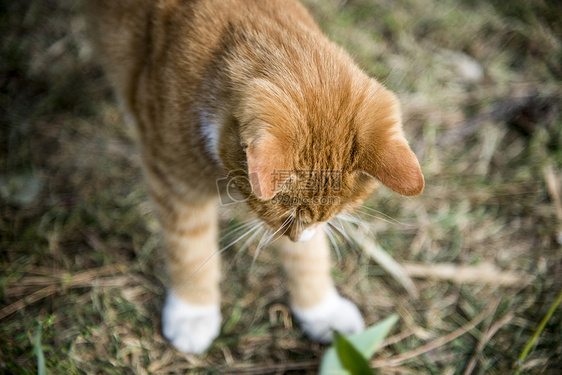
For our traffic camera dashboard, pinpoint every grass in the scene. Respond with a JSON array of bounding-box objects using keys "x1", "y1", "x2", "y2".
[{"x1": 1, "y1": 0, "x2": 561, "y2": 373}]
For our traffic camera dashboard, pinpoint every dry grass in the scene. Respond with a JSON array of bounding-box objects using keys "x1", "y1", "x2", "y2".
[{"x1": 1, "y1": 0, "x2": 561, "y2": 373}]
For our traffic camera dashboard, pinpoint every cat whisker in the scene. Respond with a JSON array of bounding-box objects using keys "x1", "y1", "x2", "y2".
[
  {"x1": 351, "y1": 212, "x2": 372, "y2": 238},
  {"x1": 336, "y1": 212, "x2": 360, "y2": 223},
  {"x1": 324, "y1": 224, "x2": 342, "y2": 264},
  {"x1": 221, "y1": 217, "x2": 260, "y2": 234},
  {"x1": 219, "y1": 219, "x2": 263, "y2": 253},
  {"x1": 336, "y1": 212, "x2": 370, "y2": 234},
  {"x1": 337, "y1": 214, "x2": 370, "y2": 235},
  {"x1": 357, "y1": 205, "x2": 413, "y2": 227},
  {"x1": 336, "y1": 218, "x2": 363, "y2": 250},
  {"x1": 266, "y1": 212, "x2": 295, "y2": 244},
  {"x1": 167, "y1": 247, "x2": 222, "y2": 300},
  {"x1": 169, "y1": 219, "x2": 263, "y2": 299},
  {"x1": 250, "y1": 210, "x2": 296, "y2": 268},
  {"x1": 238, "y1": 223, "x2": 266, "y2": 256},
  {"x1": 228, "y1": 209, "x2": 297, "y2": 269},
  {"x1": 251, "y1": 227, "x2": 273, "y2": 268},
  {"x1": 328, "y1": 220, "x2": 361, "y2": 254},
  {"x1": 220, "y1": 218, "x2": 261, "y2": 241}
]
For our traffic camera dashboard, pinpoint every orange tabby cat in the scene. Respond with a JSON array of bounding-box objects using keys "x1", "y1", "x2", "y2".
[{"x1": 87, "y1": 0, "x2": 423, "y2": 354}]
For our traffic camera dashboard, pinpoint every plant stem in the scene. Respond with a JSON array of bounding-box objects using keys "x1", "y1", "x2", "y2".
[{"x1": 515, "y1": 289, "x2": 562, "y2": 375}]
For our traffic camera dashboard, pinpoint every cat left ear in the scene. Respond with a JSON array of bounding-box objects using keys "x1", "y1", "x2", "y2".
[
  {"x1": 359, "y1": 135, "x2": 424, "y2": 197},
  {"x1": 245, "y1": 135, "x2": 290, "y2": 200}
]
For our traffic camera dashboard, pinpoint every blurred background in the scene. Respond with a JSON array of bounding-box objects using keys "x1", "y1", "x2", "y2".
[{"x1": 1, "y1": 0, "x2": 561, "y2": 373}]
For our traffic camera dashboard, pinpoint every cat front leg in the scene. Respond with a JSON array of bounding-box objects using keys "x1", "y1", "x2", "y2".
[
  {"x1": 151, "y1": 191, "x2": 222, "y2": 354},
  {"x1": 275, "y1": 230, "x2": 365, "y2": 343}
]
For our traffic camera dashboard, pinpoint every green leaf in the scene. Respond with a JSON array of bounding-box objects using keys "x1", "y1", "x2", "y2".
[
  {"x1": 319, "y1": 315, "x2": 399, "y2": 375},
  {"x1": 34, "y1": 326, "x2": 47, "y2": 375},
  {"x1": 333, "y1": 331, "x2": 373, "y2": 375}
]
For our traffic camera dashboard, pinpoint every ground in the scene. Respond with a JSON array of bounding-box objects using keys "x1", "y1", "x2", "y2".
[{"x1": 1, "y1": 0, "x2": 561, "y2": 373}]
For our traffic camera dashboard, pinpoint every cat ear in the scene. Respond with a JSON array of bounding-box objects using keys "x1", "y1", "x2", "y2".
[
  {"x1": 359, "y1": 135, "x2": 424, "y2": 196},
  {"x1": 245, "y1": 135, "x2": 290, "y2": 200},
  {"x1": 356, "y1": 85, "x2": 424, "y2": 196}
]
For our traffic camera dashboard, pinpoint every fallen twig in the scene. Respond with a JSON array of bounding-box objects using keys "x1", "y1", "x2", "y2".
[
  {"x1": 544, "y1": 164, "x2": 562, "y2": 244},
  {"x1": 0, "y1": 265, "x2": 128, "y2": 320},
  {"x1": 463, "y1": 312, "x2": 515, "y2": 375},
  {"x1": 403, "y1": 262, "x2": 531, "y2": 287},
  {"x1": 0, "y1": 285, "x2": 58, "y2": 321},
  {"x1": 371, "y1": 300, "x2": 499, "y2": 368}
]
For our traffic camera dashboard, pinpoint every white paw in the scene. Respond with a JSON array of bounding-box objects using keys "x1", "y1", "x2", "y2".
[
  {"x1": 161, "y1": 294, "x2": 221, "y2": 354},
  {"x1": 291, "y1": 291, "x2": 365, "y2": 343}
]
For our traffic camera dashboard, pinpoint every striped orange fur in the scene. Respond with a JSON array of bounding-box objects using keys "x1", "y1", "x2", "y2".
[{"x1": 87, "y1": 0, "x2": 423, "y2": 353}]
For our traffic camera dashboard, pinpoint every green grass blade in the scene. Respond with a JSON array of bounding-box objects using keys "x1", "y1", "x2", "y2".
[
  {"x1": 515, "y1": 289, "x2": 562, "y2": 375},
  {"x1": 333, "y1": 331, "x2": 373, "y2": 375},
  {"x1": 34, "y1": 326, "x2": 47, "y2": 375},
  {"x1": 347, "y1": 315, "x2": 399, "y2": 358},
  {"x1": 320, "y1": 315, "x2": 398, "y2": 375}
]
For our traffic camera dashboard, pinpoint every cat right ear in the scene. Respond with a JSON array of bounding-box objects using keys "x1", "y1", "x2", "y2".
[
  {"x1": 356, "y1": 87, "x2": 424, "y2": 196},
  {"x1": 358, "y1": 136, "x2": 424, "y2": 196},
  {"x1": 245, "y1": 136, "x2": 290, "y2": 200}
]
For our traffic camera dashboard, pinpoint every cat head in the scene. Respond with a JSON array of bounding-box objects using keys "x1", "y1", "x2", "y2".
[{"x1": 221, "y1": 77, "x2": 423, "y2": 242}]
